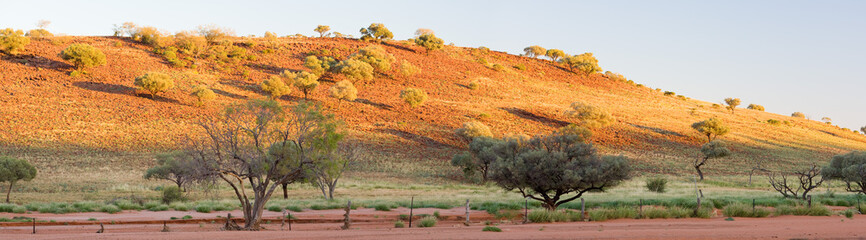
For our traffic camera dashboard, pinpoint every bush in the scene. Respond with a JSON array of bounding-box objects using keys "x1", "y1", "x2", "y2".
[
  {"x1": 791, "y1": 112, "x2": 806, "y2": 118},
  {"x1": 26, "y1": 29, "x2": 53, "y2": 39},
  {"x1": 663, "y1": 91, "x2": 675, "y2": 96},
  {"x1": 304, "y1": 55, "x2": 336, "y2": 76},
  {"x1": 468, "y1": 81, "x2": 480, "y2": 90},
  {"x1": 374, "y1": 204, "x2": 391, "y2": 211},
  {"x1": 822, "y1": 152, "x2": 866, "y2": 195},
  {"x1": 131, "y1": 26, "x2": 163, "y2": 46},
  {"x1": 59, "y1": 44, "x2": 107, "y2": 70},
  {"x1": 400, "y1": 88, "x2": 428, "y2": 107},
  {"x1": 767, "y1": 119, "x2": 781, "y2": 126},
  {"x1": 173, "y1": 31, "x2": 207, "y2": 55},
  {"x1": 455, "y1": 121, "x2": 493, "y2": 141},
  {"x1": 843, "y1": 209, "x2": 854, "y2": 218},
  {"x1": 523, "y1": 46, "x2": 546, "y2": 58},
  {"x1": 359, "y1": 23, "x2": 393, "y2": 41},
  {"x1": 645, "y1": 177, "x2": 667, "y2": 193},
  {"x1": 267, "y1": 205, "x2": 283, "y2": 212},
  {"x1": 604, "y1": 71, "x2": 627, "y2": 82},
  {"x1": 747, "y1": 104, "x2": 765, "y2": 111},
  {"x1": 394, "y1": 220, "x2": 405, "y2": 228},
  {"x1": 0, "y1": 28, "x2": 30, "y2": 55},
  {"x1": 417, "y1": 216, "x2": 437, "y2": 227},
  {"x1": 134, "y1": 72, "x2": 175, "y2": 98},
  {"x1": 482, "y1": 226, "x2": 502, "y2": 232},
  {"x1": 491, "y1": 64, "x2": 505, "y2": 71},
  {"x1": 399, "y1": 60, "x2": 419, "y2": 76},
  {"x1": 724, "y1": 98, "x2": 741, "y2": 114},
  {"x1": 191, "y1": 86, "x2": 217, "y2": 106},
  {"x1": 722, "y1": 203, "x2": 771, "y2": 217},
  {"x1": 350, "y1": 46, "x2": 395, "y2": 72},
  {"x1": 545, "y1": 49, "x2": 565, "y2": 61},
  {"x1": 292, "y1": 71, "x2": 320, "y2": 99},
  {"x1": 334, "y1": 59, "x2": 374, "y2": 82},
  {"x1": 589, "y1": 207, "x2": 638, "y2": 221},
  {"x1": 691, "y1": 118, "x2": 729, "y2": 142},
  {"x1": 566, "y1": 102, "x2": 615, "y2": 128},
  {"x1": 170, "y1": 202, "x2": 190, "y2": 211},
  {"x1": 329, "y1": 80, "x2": 358, "y2": 103},
  {"x1": 528, "y1": 210, "x2": 581, "y2": 223},
  {"x1": 286, "y1": 205, "x2": 303, "y2": 212},
  {"x1": 561, "y1": 52, "x2": 601, "y2": 74},
  {"x1": 194, "y1": 204, "x2": 213, "y2": 213},
  {"x1": 100, "y1": 205, "x2": 121, "y2": 214},
  {"x1": 148, "y1": 204, "x2": 170, "y2": 211},
  {"x1": 415, "y1": 33, "x2": 444, "y2": 53},
  {"x1": 162, "y1": 186, "x2": 183, "y2": 204},
  {"x1": 513, "y1": 64, "x2": 526, "y2": 71},
  {"x1": 261, "y1": 75, "x2": 292, "y2": 99}
]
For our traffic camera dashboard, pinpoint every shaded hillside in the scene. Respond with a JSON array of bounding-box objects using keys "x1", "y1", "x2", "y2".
[{"x1": 1, "y1": 36, "x2": 864, "y2": 181}]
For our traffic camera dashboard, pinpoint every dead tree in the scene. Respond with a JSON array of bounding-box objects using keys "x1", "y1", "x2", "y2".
[
  {"x1": 748, "y1": 158, "x2": 770, "y2": 186},
  {"x1": 794, "y1": 164, "x2": 824, "y2": 199},
  {"x1": 767, "y1": 164, "x2": 824, "y2": 200}
]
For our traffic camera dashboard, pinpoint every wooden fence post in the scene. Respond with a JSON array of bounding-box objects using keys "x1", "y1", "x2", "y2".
[
  {"x1": 523, "y1": 198, "x2": 528, "y2": 224},
  {"x1": 32, "y1": 217, "x2": 36, "y2": 234},
  {"x1": 341, "y1": 200, "x2": 351, "y2": 230},
  {"x1": 409, "y1": 196, "x2": 414, "y2": 228},
  {"x1": 464, "y1": 199, "x2": 470, "y2": 225},
  {"x1": 638, "y1": 199, "x2": 643, "y2": 219}
]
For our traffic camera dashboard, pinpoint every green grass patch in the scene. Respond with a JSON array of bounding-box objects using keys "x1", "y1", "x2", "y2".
[
  {"x1": 417, "y1": 216, "x2": 437, "y2": 228},
  {"x1": 482, "y1": 226, "x2": 502, "y2": 232},
  {"x1": 722, "y1": 203, "x2": 771, "y2": 217},
  {"x1": 589, "y1": 207, "x2": 638, "y2": 221},
  {"x1": 774, "y1": 204, "x2": 831, "y2": 216},
  {"x1": 528, "y1": 210, "x2": 581, "y2": 223}
]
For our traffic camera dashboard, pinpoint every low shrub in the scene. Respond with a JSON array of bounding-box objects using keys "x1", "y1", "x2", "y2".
[
  {"x1": 528, "y1": 210, "x2": 581, "y2": 223},
  {"x1": 747, "y1": 104, "x2": 765, "y2": 111},
  {"x1": 0, "y1": 28, "x2": 30, "y2": 55},
  {"x1": 169, "y1": 202, "x2": 191, "y2": 211},
  {"x1": 400, "y1": 88, "x2": 428, "y2": 107},
  {"x1": 722, "y1": 203, "x2": 771, "y2": 217},
  {"x1": 286, "y1": 205, "x2": 303, "y2": 212},
  {"x1": 843, "y1": 209, "x2": 854, "y2": 218},
  {"x1": 491, "y1": 64, "x2": 505, "y2": 71},
  {"x1": 267, "y1": 205, "x2": 283, "y2": 212},
  {"x1": 455, "y1": 121, "x2": 493, "y2": 141},
  {"x1": 767, "y1": 119, "x2": 782, "y2": 126},
  {"x1": 134, "y1": 72, "x2": 175, "y2": 98},
  {"x1": 417, "y1": 216, "x2": 437, "y2": 227},
  {"x1": 162, "y1": 186, "x2": 183, "y2": 204},
  {"x1": 645, "y1": 177, "x2": 667, "y2": 193},
  {"x1": 482, "y1": 226, "x2": 502, "y2": 232},
  {"x1": 114, "y1": 200, "x2": 142, "y2": 210},
  {"x1": 394, "y1": 220, "x2": 405, "y2": 228},
  {"x1": 589, "y1": 207, "x2": 638, "y2": 221},
  {"x1": 399, "y1": 60, "x2": 419, "y2": 76},
  {"x1": 59, "y1": 44, "x2": 107, "y2": 70},
  {"x1": 663, "y1": 91, "x2": 675, "y2": 96},
  {"x1": 194, "y1": 204, "x2": 213, "y2": 213},
  {"x1": 374, "y1": 204, "x2": 391, "y2": 211},
  {"x1": 100, "y1": 205, "x2": 121, "y2": 214},
  {"x1": 182, "y1": 215, "x2": 193, "y2": 220},
  {"x1": 513, "y1": 64, "x2": 526, "y2": 71}
]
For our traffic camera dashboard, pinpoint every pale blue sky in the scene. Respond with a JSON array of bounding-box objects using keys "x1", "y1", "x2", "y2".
[{"x1": 3, "y1": 0, "x2": 864, "y2": 130}]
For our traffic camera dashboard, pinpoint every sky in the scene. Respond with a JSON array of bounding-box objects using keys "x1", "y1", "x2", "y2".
[{"x1": 2, "y1": 0, "x2": 864, "y2": 130}]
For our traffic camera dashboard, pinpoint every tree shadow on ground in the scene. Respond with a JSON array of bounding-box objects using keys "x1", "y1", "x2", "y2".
[
  {"x1": 376, "y1": 129, "x2": 456, "y2": 149},
  {"x1": 1, "y1": 54, "x2": 73, "y2": 71},
  {"x1": 500, "y1": 107, "x2": 570, "y2": 128},
  {"x1": 73, "y1": 81, "x2": 181, "y2": 104},
  {"x1": 355, "y1": 98, "x2": 392, "y2": 111},
  {"x1": 628, "y1": 123, "x2": 686, "y2": 137},
  {"x1": 211, "y1": 88, "x2": 248, "y2": 100}
]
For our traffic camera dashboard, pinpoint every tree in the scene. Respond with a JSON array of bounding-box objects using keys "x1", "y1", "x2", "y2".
[
  {"x1": 329, "y1": 80, "x2": 358, "y2": 104},
  {"x1": 334, "y1": 59, "x2": 374, "y2": 82},
  {"x1": 197, "y1": 24, "x2": 235, "y2": 44},
  {"x1": 314, "y1": 25, "x2": 331, "y2": 37},
  {"x1": 304, "y1": 55, "x2": 336, "y2": 76},
  {"x1": 261, "y1": 75, "x2": 292, "y2": 99},
  {"x1": 144, "y1": 152, "x2": 198, "y2": 191},
  {"x1": 359, "y1": 23, "x2": 393, "y2": 42},
  {"x1": 187, "y1": 100, "x2": 343, "y2": 230},
  {"x1": 768, "y1": 164, "x2": 824, "y2": 199},
  {"x1": 293, "y1": 71, "x2": 320, "y2": 100},
  {"x1": 455, "y1": 121, "x2": 493, "y2": 142},
  {"x1": 821, "y1": 117, "x2": 832, "y2": 124},
  {"x1": 0, "y1": 156, "x2": 37, "y2": 203},
  {"x1": 545, "y1": 49, "x2": 565, "y2": 62},
  {"x1": 724, "y1": 98, "x2": 741, "y2": 114},
  {"x1": 190, "y1": 86, "x2": 217, "y2": 106},
  {"x1": 414, "y1": 33, "x2": 444, "y2": 54},
  {"x1": 134, "y1": 72, "x2": 175, "y2": 98},
  {"x1": 747, "y1": 104, "x2": 765, "y2": 111},
  {"x1": 791, "y1": 112, "x2": 806, "y2": 118},
  {"x1": 451, "y1": 137, "x2": 502, "y2": 183},
  {"x1": 36, "y1": 20, "x2": 51, "y2": 29},
  {"x1": 523, "y1": 46, "x2": 546, "y2": 58},
  {"x1": 489, "y1": 131, "x2": 631, "y2": 210},
  {"x1": 59, "y1": 44, "x2": 107, "y2": 70},
  {"x1": 861, "y1": 126, "x2": 866, "y2": 135},
  {"x1": 112, "y1": 22, "x2": 137, "y2": 37},
  {"x1": 822, "y1": 151, "x2": 866, "y2": 195},
  {"x1": 565, "y1": 102, "x2": 615, "y2": 128},
  {"x1": 131, "y1": 26, "x2": 164, "y2": 47},
  {"x1": 400, "y1": 88, "x2": 428, "y2": 108},
  {"x1": 307, "y1": 142, "x2": 356, "y2": 199},
  {"x1": 349, "y1": 45, "x2": 395, "y2": 72},
  {"x1": 694, "y1": 141, "x2": 730, "y2": 180},
  {"x1": 561, "y1": 52, "x2": 602, "y2": 74},
  {"x1": 691, "y1": 118, "x2": 729, "y2": 142},
  {"x1": 0, "y1": 28, "x2": 30, "y2": 55},
  {"x1": 414, "y1": 28, "x2": 434, "y2": 36}
]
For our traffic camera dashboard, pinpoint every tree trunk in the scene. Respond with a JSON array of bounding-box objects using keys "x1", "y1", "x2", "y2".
[
  {"x1": 6, "y1": 181, "x2": 13, "y2": 203},
  {"x1": 543, "y1": 200, "x2": 557, "y2": 211},
  {"x1": 695, "y1": 165, "x2": 704, "y2": 181},
  {"x1": 282, "y1": 182, "x2": 288, "y2": 199},
  {"x1": 177, "y1": 181, "x2": 184, "y2": 192}
]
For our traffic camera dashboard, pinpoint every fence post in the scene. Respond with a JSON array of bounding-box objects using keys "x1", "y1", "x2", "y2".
[
  {"x1": 752, "y1": 199, "x2": 756, "y2": 215},
  {"x1": 341, "y1": 200, "x2": 351, "y2": 230},
  {"x1": 464, "y1": 199, "x2": 470, "y2": 225},
  {"x1": 580, "y1": 198, "x2": 585, "y2": 221},
  {"x1": 32, "y1": 217, "x2": 36, "y2": 234},
  {"x1": 408, "y1": 196, "x2": 414, "y2": 228},
  {"x1": 807, "y1": 195, "x2": 812, "y2": 208},
  {"x1": 523, "y1": 197, "x2": 529, "y2": 224},
  {"x1": 638, "y1": 199, "x2": 643, "y2": 219},
  {"x1": 288, "y1": 212, "x2": 292, "y2": 231}
]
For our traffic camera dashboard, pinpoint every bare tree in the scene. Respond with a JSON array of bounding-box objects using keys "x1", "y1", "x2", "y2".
[
  {"x1": 748, "y1": 157, "x2": 770, "y2": 186},
  {"x1": 188, "y1": 100, "x2": 342, "y2": 230},
  {"x1": 767, "y1": 164, "x2": 824, "y2": 199},
  {"x1": 308, "y1": 142, "x2": 358, "y2": 199}
]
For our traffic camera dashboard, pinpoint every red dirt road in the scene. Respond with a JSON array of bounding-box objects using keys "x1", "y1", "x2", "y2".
[{"x1": 1, "y1": 208, "x2": 864, "y2": 239}]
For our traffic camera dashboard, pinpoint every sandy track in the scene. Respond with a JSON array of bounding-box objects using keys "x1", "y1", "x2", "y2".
[{"x1": 1, "y1": 208, "x2": 865, "y2": 239}]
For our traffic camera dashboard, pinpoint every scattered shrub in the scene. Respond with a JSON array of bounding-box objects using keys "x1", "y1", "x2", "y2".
[
  {"x1": 162, "y1": 186, "x2": 183, "y2": 204},
  {"x1": 59, "y1": 44, "x2": 107, "y2": 70},
  {"x1": 334, "y1": 59, "x2": 374, "y2": 82},
  {"x1": 100, "y1": 205, "x2": 121, "y2": 214},
  {"x1": 131, "y1": 26, "x2": 163, "y2": 46},
  {"x1": 194, "y1": 204, "x2": 213, "y2": 213},
  {"x1": 843, "y1": 209, "x2": 854, "y2": 218},
  {"x1": 604, "y1": 71, "x2": 627, "y2": 82},
  {"x1": 561, "y1": 52, "x2": 601, "y2": 74},
  {"x1": 182, "y1": 215, "x2": 193, "y2": 220},
  {"x1": 394, "y1": 220, "x2": 405, "y2": 228},
  {"x1": 791, "y1": 112, "x2": 805, "y2": 118},
  {"x1": 691, "y1": 118, "x2": 729, "y2": 142},
  {"x1": 724, "y1": 98, "x2": 741, "y2": 114},
  {"x1": 589, "y1": 207, "x2": 638, "y2": 221},
  {"x1": 314, "y1": 25, "x2": 331, "y2": 37},
  {"x1": 304, "y1": 55, "x2": 337, "y2": 76},
  {"x1": 663, "y1": 91, "x2": 675, "y2": 96},
  {"x1": 400, "y1": 88, "x2": 428, "y2": 107},
  {"x1": 197, "y1": 24, "x2": 235, "y2": 44},
  {"x1": 0, "y1": 28, "x2": 30, "y2": 55},
  {"x1": 267, "y1": 205, "x2": 283, "y2": 212},
  {"x1": 286, "y1": 205, "x2": 303, "y2": 212},
  {"x1": 374, "y1": 204, "x2": 391, "y2": 211},
  {"x1": 491, "y1": 64, "x2": 505, "y2": 71},
  {"x1": 329, "y1": 80, "x2": 358, "y2": 103},
  {"x1": 359, "y1": 23, "x2": 393, "y2": 41},
  {"x1": 191, "y1": 86, "x2": 217, "y2": 106},
  {"x1": 773, "y1": 204, "x2": 831, "y2": 216},
  {"x1": 528, "y1": 210, "x2": 581, "y2": 223},
  {"x1": 545, "y1": 49, "x2": 565, "y2": 61},
  {"x1": 722, "y1": 203, "x2": 771, "y2": 217},
  {"x1": 417, "y1": 216, "x2": 437, "y2": 227},
  {"x1": 482, "y1": 226, "x2": 502, "y2": 232},
  {"x1": 261, "y1": 75, "x2": 292, "y2": 99},
  {"x1": 415, "y1": 33, "x2": 444, "y2": 54},
  {"x1": 350, "y1": 45, "x2": 395, "y2": 72},
  {"x1": 766, "y1": 119, "x2": 781, "y2": 126},
  {"x1": 566, "y1": 102, "x2": 615, "y2": 128},
  {"x1": 455, "y1": 121, "x2": 493, "y2": 141},
  {"x1": 173, "y1": 31, "x2": 207, "y2": 56},
  {"x1": 747, "y1": 104, "x2": 765, "y2": 111},
  {"x1": 292, "y1": 71, "x2": 320, "y2": 99},
  {"x1": 645, "y1": 177, "x2": 667, "y2": 193},
  {"x1": 468, "y1": 80, "x2": 480, "y2": 90},
  {"x1": 399, "y1": 60, "x2": 419, "y2": 76},
  {"x1": 523, "y1": 45, "x2": 546, "y2": 58},
  {"x1": 26, "y1": 29, "x2": 53, "y2": 39},
  {"x1": 513, "y1": 64, "x2": 526, "y2": 70},
  {"x1": 134, "y1": 72, "x2": 175, "y2": 98}
]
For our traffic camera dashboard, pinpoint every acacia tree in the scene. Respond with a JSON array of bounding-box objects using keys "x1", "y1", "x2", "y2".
[
  {"x1": 489, "y1": 131, "x2": 631, "y2": 210},
  {"x1": 451, "y1": 137, "x2": 502, "y2": 183},
  {"x1": 822, "y1": 151, "x2": 866, "y2": 195},
  {"x1": 359, "y1": 23, "x2": 393, "y2": 42},
  {"x1": 523, "y1": 46, "x2": 546, "y2": 58},
  {"x1": 724, "y1": 98, "x2": 741, "y2": 114},
  {"x1": 144, "y1": 151, "x2": 199, "y2": 192},
  {"x1": 293, "y1": 71, "x2": 320, "y2": 100},
  {"x1": 691, "y1": 118, "x2": 729, "y2": 142},
  {"x1": 188, "y1": 99, "x2": 342, "y2": 230},
  {"x1": 545, "y1": 49, "x2": 565, "y2": 62},
  {"x1": 561, "y1": 52, "x2": 602, "y2": 74},
  {"x1": 0, "y1": 157, "x2": 37, "y2": 203},
  {"x1": 694, "y1": 141, "x2": 730, "y2": 180},
  {"x1": 314, "y1": 25, "x2": 331, "y2": 37},
  {"x1": 307, "y1": 142, "x2": 356, "y2": 199}
]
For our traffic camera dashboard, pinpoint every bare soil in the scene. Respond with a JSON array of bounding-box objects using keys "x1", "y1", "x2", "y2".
[{"x1": 1, "y1": 207, "x2": 863, "y2": 239}]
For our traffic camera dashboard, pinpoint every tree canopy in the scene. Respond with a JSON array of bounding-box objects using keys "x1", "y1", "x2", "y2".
[
  {"x1": 822, "y1": 151, "x2": 866, "y2": 194},
  {"x1": 691, "y1": 118, "x2": 729, "y2": 142},
  {"x1": 0, "y1": 156, "x2": 37, "y2": 203}
]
